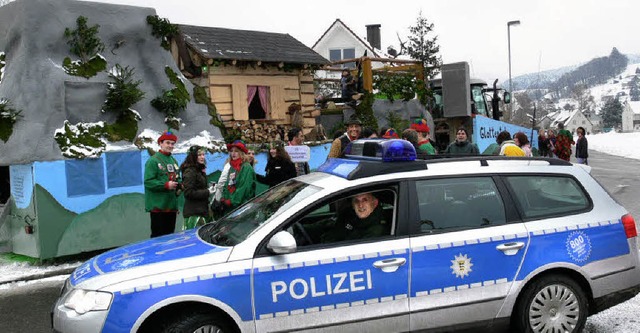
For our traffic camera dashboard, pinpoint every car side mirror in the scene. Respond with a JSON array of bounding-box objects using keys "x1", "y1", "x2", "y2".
[
  {"x1": 503, "y1": 91, "x2": 511, "y2": 104},
  {"x1": 267, "y1": 231, "x2": 297, "y2": 254}
]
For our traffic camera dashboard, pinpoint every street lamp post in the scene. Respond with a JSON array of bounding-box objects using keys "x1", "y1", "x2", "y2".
[{"x1": 507, "y1": 20, "x2": 520, "y2": 118}]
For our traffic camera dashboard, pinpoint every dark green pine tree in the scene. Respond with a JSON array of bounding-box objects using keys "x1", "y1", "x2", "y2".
[
  {"x1": 64, "y1": 16, "x2": 104, "y2": 63},
  {"x1": 600, "y1": 99, "x2": 623, "y2": 129},
  {"x1": 103, "y1": 64, "x2": 145, "y2": 118},
  {"x1": 630, "y1": 76, "x2": 640, "y2": 101},
  {"x1": 405, "y1": 12, "x2": 442, "y2": 80}
]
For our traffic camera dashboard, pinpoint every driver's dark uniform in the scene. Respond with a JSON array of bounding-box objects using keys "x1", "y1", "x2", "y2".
[{"x1": 321, "y1": 205, "x2": 386, "y2": 243}]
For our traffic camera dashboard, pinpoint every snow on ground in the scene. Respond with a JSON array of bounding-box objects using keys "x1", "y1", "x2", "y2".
[
  {"x1": 0, "y1": 258, "x2": 81, "y2": 286},
  {"x1": 589, "y1": 131, "x2": 640, "y2": 159}
]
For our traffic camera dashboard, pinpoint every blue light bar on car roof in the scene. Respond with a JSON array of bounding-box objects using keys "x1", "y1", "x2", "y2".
[
  {"x1": 344, "y1": 139, "x2": 417, "y2": 162},
  {"x1": 316, "y1": 158, "x2": 360, "y2": 179}
]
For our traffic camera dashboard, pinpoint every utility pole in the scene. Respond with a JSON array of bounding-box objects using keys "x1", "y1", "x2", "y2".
[{"x1": 507, "y1": 20, "x2": 521, "y2": 119}]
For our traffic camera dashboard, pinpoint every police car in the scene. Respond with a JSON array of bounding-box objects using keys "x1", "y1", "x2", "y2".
[{"x1": 52, "y1": 139, "x2": 640, "y2": 333}]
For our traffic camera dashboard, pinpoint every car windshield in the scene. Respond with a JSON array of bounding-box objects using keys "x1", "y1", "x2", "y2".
[{"x1": 198, "y1": 180, "x2": 322, "y2": 247}]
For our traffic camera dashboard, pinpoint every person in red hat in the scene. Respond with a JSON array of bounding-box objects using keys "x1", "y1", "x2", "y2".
[
  {"x1": 382, "y1": 128, "x2": 399, "y2": 139},
  {"x1": 215, "y1": 140, "x2": 256, "y2": 214},
  {"x1": 144, "y1": 130, "x2": 181, "y2": 237},
  {"x1": 410, "y1": 118, "x2": 436, "y2": 155}
]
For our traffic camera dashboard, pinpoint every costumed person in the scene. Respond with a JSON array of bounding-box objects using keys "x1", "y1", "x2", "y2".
[
  {"x1": 180, "y1": 145, "x2": 213, "y2": 230},
  {"x1": 554, "y1": 122, "x2": 574, "y2": 161},
  {"x1": 411, "y1": 118, "x2": 436, "y2": 155},
  {"x1": 547, "y1": 129, "x2": 557, "y2": 157},
  {"x1": 328, "y1": 116, "x2": 362, "y2": 158},
  {"x1": 497, "y1": 131, "x2": 525, "y2": 157},
  {"x1": 443, "y1": 127, "x2": 480, "y2": 155},
  {"x1": 514, "y1": 132, "x2": 533, "y2": 157},
  {"x1": 402, "y1": 128, "x2": 419, "y2": 150},
  {"x1": 256, "y1": 140, "x2": 297, "y2": 188},
  {"x1": 537, "y1": 129, "x2": 550, "y2": 157},
  {"x1": 575, "y1": 126, "x2": 589, "y2": 165},
  {"x1": 218, "y1": 140, "x2": 256, "y2": 213},
  {"x1": 144, "y1": 130, "x2": 181, "y2": 237},
  {"x1": 287, "y1": 128, "x2": 310, "y2": 176},
  {"x1": 382, "y1": 128, "x2": 399, "y2": 139}
]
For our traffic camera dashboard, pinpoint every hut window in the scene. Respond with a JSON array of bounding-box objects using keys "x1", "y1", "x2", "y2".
[{"x1": 247, "y1": 86, "x2": 270, "y2": 120}]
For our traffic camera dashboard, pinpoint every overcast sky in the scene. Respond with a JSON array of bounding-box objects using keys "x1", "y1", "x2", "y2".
[{"x1": 88, "y1": 0, "x2": 640, "y2": 82}]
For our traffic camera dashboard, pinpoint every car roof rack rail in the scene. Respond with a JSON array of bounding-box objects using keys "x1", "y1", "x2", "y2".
[{"x1": 417, "y1": 154, "x2": 573, "y2": 166}]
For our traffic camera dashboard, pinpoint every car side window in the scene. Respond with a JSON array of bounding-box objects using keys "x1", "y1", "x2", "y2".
[
  {"x1": 287, "y1": 189, "x2": 396, "y2": 247},
  {"x1": 415, "y1": 177, "x2": 506, "y2": 233},
  {"x1": 505, "y1": 175, "x2": 590, "y2": 219}
]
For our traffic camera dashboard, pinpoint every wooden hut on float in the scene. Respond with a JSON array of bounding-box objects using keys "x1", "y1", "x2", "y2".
[{"x1": 170, "y1": 25, "x2": 330, "y2": 142}]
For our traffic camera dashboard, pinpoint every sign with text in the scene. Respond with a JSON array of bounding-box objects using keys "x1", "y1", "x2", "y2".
[
  {"x1": 472, "y1": 116, "x2": 537, "y2": 153},
  {"x1": 285, "y1": 145, "x2": 311, "y2": 163},
  {"x1": 10, "y1": 164, "x2": 34, "y2": 209}
]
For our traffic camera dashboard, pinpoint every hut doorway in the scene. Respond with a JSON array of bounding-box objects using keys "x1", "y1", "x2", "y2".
[
  {"x1": 0, "y1": 166, "x2": 9, "y2": 204},
  {"x1": 248, "y1": 86, "x2": 270, "y2": 120}
]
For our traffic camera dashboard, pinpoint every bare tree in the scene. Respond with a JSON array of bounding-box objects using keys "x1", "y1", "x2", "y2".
[{"x1": 570, "y1": 83, "x2": 595, "y2": 113}]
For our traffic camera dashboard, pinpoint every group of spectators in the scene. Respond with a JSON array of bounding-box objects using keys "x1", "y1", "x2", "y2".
[
  {"x1": 328, "y1": 116, "x2": 438, "y2": 158},
  {"x1": 537, "y1": 123, "x2": 588, "y2": 164},
  {"x1": 144, "y1": 128, "x2": 312, "y2": 238},
  {"x1": 143, "y1": 120, "x2": 590, "y2": 238}
]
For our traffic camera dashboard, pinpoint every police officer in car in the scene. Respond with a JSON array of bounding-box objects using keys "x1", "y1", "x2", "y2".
[{"x1": 322, "y1": 192, "x2": 387, "y2": 243}]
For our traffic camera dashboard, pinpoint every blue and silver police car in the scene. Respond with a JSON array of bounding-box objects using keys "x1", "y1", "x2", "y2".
[{"x1": 52, "y1": 139, "x2": 640, "y2": 333}]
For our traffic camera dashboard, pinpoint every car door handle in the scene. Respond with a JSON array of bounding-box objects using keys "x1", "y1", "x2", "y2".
[
  {"x1": 496, "y1": 242, "x2": 525, "y2": 256},
  {"x1": 373, "y1": 258, "x2": 406, "y2": 273}
]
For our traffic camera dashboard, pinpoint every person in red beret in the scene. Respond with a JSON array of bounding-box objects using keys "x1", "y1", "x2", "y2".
[
  {"x1": 214, "y1": 140, "x2": 256, "y2": 215},
  {"x1": 144, "y1": 130, "x2": 181, "y2": 237},
  {"x1": 410, "y1": 118, "x2": 436, "y2": 155},
  {"x1": 382, "y1": 128, "x2": 399, "y2": 139}
]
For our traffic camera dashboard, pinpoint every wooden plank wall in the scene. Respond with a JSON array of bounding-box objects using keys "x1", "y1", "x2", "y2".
[{"x1": 207, "y1": 66, "x2": 318, "y2": 132}]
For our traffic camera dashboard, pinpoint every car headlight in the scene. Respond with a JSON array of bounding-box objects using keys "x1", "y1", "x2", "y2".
[{"x1": 63, "y1": 289, "x2": 113, "y2": 315}]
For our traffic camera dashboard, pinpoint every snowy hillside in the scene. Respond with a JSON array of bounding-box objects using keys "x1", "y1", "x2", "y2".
[
  {"x1": 588, "y1": 62, "x2": 640, "y2": 110},
  {"x1": 546, "y1": 61, "x2": 640, "y2": 116},
  {"x1": 509, "y1": 65, "x2": 575, "y2": 90}
]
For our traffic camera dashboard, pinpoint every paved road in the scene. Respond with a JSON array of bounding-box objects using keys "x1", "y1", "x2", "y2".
[
  {"x1": 0, "y1": 277, "x2": 64, "y2": 333},
  {"x1": 0, "y1": 150, "x2": 638, "y2": 333},
  {"x1": 582, "y1": 151, "x2": 640, "y2": 219}
]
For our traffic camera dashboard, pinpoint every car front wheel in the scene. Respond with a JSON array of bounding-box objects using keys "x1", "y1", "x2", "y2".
[
  {"x1": 159, "y1": 310, "x2": 236, "y2": 333},
  {"x1": 512, "y1": 274, "x2": 588, "y2": 333}
]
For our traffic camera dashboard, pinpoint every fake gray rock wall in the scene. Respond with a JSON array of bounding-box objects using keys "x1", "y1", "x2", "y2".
[{"x1": 0, "y1": 0, "x2": 221, "y2": 165}]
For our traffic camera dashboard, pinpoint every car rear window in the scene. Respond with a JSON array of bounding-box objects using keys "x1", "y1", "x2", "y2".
[
  {"x1": 415, "y1": 177, "x2": 506, "y2": 233},
  {"x1": 505, "y1": 175, "x2": 590, "y2": 219}
]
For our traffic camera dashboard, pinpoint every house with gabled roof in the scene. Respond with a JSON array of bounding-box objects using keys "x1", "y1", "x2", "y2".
[
  {"x1": 171, "y1": 24, "x2": 329, "y2": 137},
  {"x1": 312, "y1": 19, "x2": 386, "y2": 69},
  {"x1": 541, "y1": 109, "x2": 594, "y2": 134},
  {"x1": 622, "y1": 101, "x2": 640, "y2": 132}
]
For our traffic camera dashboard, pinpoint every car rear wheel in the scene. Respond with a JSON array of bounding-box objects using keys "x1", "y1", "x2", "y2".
[
  {"x1": 513, "y1": 274, "x2": 588, "y2": 333},
  {"x1": 159, "y1": 310, "x2": 236, "y2": 333}
]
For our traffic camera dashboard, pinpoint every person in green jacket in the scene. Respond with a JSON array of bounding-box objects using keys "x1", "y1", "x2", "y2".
[
  {"x1": 321, "y1": 192, "x2": 387, "y2": 243},
  {"x1": 410, "y1": 118, "x2": 436, "y2": 155},
  {"x1": 144, "y1": 131, "x2": 181, "y2": 238},
  {"x1": 219, "y1": 140, "x2": 256, "y2": 213},
  {"x1": 444, "y1": 127, "x2": 480, "y2": 155}
]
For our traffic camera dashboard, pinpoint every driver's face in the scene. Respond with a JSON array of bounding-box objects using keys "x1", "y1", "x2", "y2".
[{"x1": 352, "y1": 193, "x2": 378, "y2": 220}]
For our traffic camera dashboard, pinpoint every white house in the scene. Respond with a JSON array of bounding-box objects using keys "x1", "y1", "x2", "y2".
[
  {"x1": 541, "y1": 109, "x2": 594, "y2": 134},
  {"x1": 622, "y1": 101, "x2": 640, "y2": 132},
  {"x1": 312, "y1": 19, "x2": 385, "y2": 69}
]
